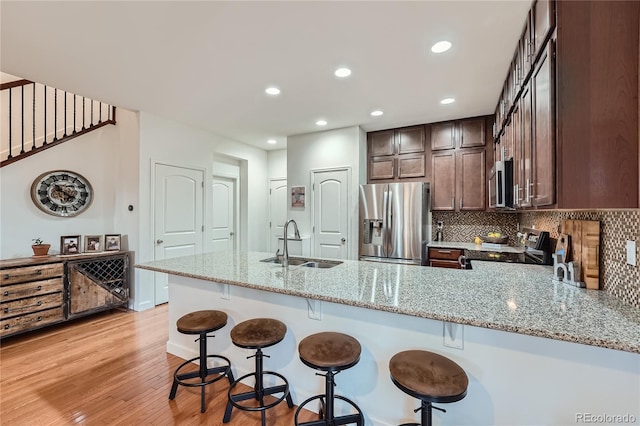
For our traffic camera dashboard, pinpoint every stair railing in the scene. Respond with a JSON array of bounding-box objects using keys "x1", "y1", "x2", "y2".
[{"x1": 1, "y1": 79, "x2": 116, "y2": 167}]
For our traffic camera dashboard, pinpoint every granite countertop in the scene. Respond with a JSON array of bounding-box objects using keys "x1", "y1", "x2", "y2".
[
  {"x1": 428, "y1": 240, "x2": 525, "y2": 254},
  {"x1": 135, "y1": 251, "x2": 640, "y2": 353}
]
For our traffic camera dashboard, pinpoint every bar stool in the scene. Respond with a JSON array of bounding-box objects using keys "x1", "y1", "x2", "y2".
[
  {"x1": 294, "y1": 331, "x2": 364, "y2": 426},
  {"x1": 389, "y1": 350, "x2": 468, "y2": 426},
  {"x1": 168, "y1": 310, "x2": 234, "y2": 413},
  {"x1": 223, "y1": 318, "x2": 294, "y2": 426}
]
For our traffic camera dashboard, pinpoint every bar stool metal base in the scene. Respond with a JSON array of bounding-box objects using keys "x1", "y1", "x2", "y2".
[
  {"x1": 168, "y1": 333, "x2": 234, "y2": 413},
  {"x1": 294, "y1": 370, "x2": 364, "y2": 426},
  {"x1": 397, "y1": 399, "x2": 446, "y2": 426},
  {"x1": 223, "y1": 347, "x2": 294, "y2": 426}
]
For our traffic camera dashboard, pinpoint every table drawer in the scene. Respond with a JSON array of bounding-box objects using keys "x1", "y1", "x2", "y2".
[
  {"x1": 1, "y1": 263, "x2": 63, "y2": 285},
  {"x1": 0, "y1": 307, "x2": 64, "y2": 337},
  {"x1": 428, "y1": 248, "x2": 465, "y2": 261},
  {"x1": 0, "y1": 277, "x2": 63, "y2": 303},
  {"x1": 1, "y1": 292, "x2": 63, "y2": 320}
]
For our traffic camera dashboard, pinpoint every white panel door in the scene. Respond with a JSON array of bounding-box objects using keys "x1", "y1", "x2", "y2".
[
  {"x1": 312, "y1": 169, "x2": 349, "y2": 259},
  {"x1": 154, "y1": 164, "x2": 204, "y2": 304},
  {"x1": 269, "y1": 179, "x2": 287, "y2": 252},
  {"x1": 212, "y1": 176, "x2": 236, "y2": 252}
]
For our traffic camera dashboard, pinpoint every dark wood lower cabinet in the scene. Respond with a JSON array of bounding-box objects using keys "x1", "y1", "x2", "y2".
[{"x1": 428, "y1": 248, "x2": 465, "y2": 269}]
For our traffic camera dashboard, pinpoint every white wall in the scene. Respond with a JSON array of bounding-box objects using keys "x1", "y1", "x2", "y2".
[
  {"x1": 286, "y1": 126, "x2": 366, "y2": 260},
  {"x1": 134, "y1": 112, "x2": 269, "y2": 310},
  {"x1": 0, "y1": 111, "x2": 138, "y2": 259},
  {"x1": 267, "y1": 148, "x2": 287, "y2": 179}
]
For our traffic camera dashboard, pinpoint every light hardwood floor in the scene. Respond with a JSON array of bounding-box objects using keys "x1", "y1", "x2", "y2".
[{"x1": 0, "y1": 304, "x2": 317, "y2": 425}]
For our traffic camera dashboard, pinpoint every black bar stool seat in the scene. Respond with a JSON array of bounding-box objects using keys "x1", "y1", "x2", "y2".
[
  {"x1": 223, "y1": 318, "x2": 294, "y2": 426},
  {"x1": 169, "y1": 310, "x2": 234, "y2": 413},
  {"x1": 389, "y1": 350, "x2": 468, "y2": 426},
  {"x1": 294, "y1": 332, "x2": 364, "y2": 426}
]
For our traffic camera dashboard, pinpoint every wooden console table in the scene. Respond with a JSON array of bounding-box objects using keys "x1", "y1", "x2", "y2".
[{"x1": 0, "y1": 252, "x2": 129, "y2": 338}]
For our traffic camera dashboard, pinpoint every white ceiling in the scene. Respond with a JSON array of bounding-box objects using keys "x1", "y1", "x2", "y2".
[{"x1": 1, "y1": 1, "x2": 531, "y2": 151}]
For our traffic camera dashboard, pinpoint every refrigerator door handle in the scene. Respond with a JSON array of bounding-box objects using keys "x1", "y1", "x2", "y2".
[{"x1": 383, "y1": 188, "x2": 392, "y2": 257}]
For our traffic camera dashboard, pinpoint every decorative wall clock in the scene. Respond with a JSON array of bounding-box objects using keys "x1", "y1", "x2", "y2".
[{"x1": 30, "y1": 170, "x2": 93, "y2": 217}]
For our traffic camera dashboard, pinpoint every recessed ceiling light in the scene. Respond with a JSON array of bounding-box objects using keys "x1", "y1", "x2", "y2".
[
  {"x1": 316, "y1": 120, "x2": 328, "y2": 126},
  {"x1": 370, "y1": 110, "x2": 384, "y2": 117},
  {"x1": 265, "y1": 86, "x2": 281, "y2": 95},
  {"x1": 267, "y1": 139, "x2": 277, "y2": 144},
  {"x1": 334, "y1": 67, "x2": 352, "y2": 78},
  {"x1": 440, "y1": 97, "x2": 455, "y2": 105},
  {"x1": 431, "y1": 41, "x2": 452, "y2": 53}
]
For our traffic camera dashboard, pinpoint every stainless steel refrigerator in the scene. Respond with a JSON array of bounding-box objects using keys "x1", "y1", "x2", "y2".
[{"x1": 359, "y1": 182, "x2": 431, "y2": 265}]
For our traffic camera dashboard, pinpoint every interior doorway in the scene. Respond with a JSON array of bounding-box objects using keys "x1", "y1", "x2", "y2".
[
  {"x1": 212, "y1": 175, "x2": 237, "y2": 252},
  {"x1": 269, "y1": 178, "x2": 287, "y2": 252},
  {"x1": 153, "y1": 162, "x2": 205, "y2": 305},
  {"x1": 311, "y1": 167, "x2": 350, "y2": 260}
]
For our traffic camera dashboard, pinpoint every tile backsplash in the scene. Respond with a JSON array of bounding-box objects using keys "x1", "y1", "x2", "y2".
[
  {"x1": 434, "y1": 210, "x2": 639, "y2": 308},
  {"x1": 432, "y1": 211, "x2": 519, "y2": 244},
  {"x1": 519, "y1": 210, "x2": 639, "y2": 308}
]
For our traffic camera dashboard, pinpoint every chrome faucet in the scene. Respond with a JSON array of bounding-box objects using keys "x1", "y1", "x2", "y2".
[{"x1": 282, "y1": 219, "x2": 300, "y2": 267}]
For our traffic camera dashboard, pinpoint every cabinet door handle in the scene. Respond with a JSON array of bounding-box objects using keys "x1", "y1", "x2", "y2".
[
  {"x1": 156, "y1": 239, "x2": 164, "y2": 245},
  {"x1": 460, "y1": 198, "x2": 463, "y2": 209},
  {"x1": 451, "y1": 197, "x2": 455, "y2": 209}
]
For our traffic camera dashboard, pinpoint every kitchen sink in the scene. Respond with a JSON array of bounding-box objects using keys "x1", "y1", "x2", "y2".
[
  {"x1": 299, "y1": 260, "x2": 342, "y2": 269},
  {"x1": 259, "y1": 256, "x2": 342, "y2": 269},
  {"x1": 260, "y1": 256, "x2": 308, "y2": 266}
]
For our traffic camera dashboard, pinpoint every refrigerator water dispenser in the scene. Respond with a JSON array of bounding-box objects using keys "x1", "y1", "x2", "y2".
[{"x1": 363, "y1": 219, "x2": 384, "y2": 246}]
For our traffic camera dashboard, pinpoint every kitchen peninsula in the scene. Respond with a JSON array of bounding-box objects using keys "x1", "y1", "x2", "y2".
[{"x1": 136, "y1": 251, "x2": 640, "y2": 425}]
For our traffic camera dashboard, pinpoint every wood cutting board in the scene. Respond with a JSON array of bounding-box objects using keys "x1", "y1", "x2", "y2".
[{"x1": 561, "y1": 219, "x2": 601, "y2": 290}]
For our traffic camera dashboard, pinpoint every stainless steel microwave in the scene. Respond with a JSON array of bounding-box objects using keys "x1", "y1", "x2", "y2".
[{"x1": 488, "y1": 158, "x2": 514, "y2": 209}]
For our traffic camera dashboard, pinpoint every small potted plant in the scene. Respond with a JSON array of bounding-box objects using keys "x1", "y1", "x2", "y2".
[{"x1": 31, "y1": 238, "x2": 51, "y2": 257}]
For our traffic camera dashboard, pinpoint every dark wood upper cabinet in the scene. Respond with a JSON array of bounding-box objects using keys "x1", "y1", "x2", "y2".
[
  {"x1": 367, "y1": 126, "x2": 427, "y2": 182},
  {"x1": 459, "y1": 118, "x2": 486, "y2": 149},
  {"x1": 532, "y1": 40, "x2": 555, "y2": 207},
  {"x1": 522, "y1": 11, "x2": 533, "y2": 81},
  {"x1": 492, "y1": 0, "x2": 639, "y2": 209},
  {"x1": 431, "y1": 151, "x2": 456, "y2": 211},
  {"x1": 555, "y1": 1, "x2": 639, "y2": 208},
  {"x1": 397, "y1": 126, "x2": 425, "y2": 154},
  {"x1": 520, "y1": 81, "x2": 533, "y2": 208},
  {"x1": 369, "y1": 156, "x2": 395, "y2": 181},
  {"x1": 397, "y1": 154, "x2": 426, "y2": 179},
  {"x1": 533, "y1": 0, "x2": 554, "y2": 60},
  {"x1": 431, "y1": 122, "x2": 455, "y2": 151},
  {"x1": 368, "y1": 130, "x2": 395, "y2": 157},
  {"x1": 458, "y1": 148, "x2": 486, "y2": 211}
]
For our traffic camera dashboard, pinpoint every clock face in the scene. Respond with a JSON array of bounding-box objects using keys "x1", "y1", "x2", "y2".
[{"x1": 30, "y1": 170, "x2": 93, "y2": 217}]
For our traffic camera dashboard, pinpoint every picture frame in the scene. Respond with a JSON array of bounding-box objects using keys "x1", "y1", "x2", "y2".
[
  {"x1": 60, "y1": 235, "x2": 81, "y2": 255},
  {"x1": 105, "y1": 234, "x2": 121, "y2": 251},
  {"x1": 84, "y1": 235, "x2": 102, "y2": 253},
  {"x1": 291, "y1": 186, "x2": 305, "y2": 208}
]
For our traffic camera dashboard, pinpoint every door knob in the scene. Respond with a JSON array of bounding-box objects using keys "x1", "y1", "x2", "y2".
[
  {"x1": 156, "y1": 239, "x2": 164, "y2": 245},
  {"x1": 341, "y1": 238, "x2": 346, "y2": 243}
]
